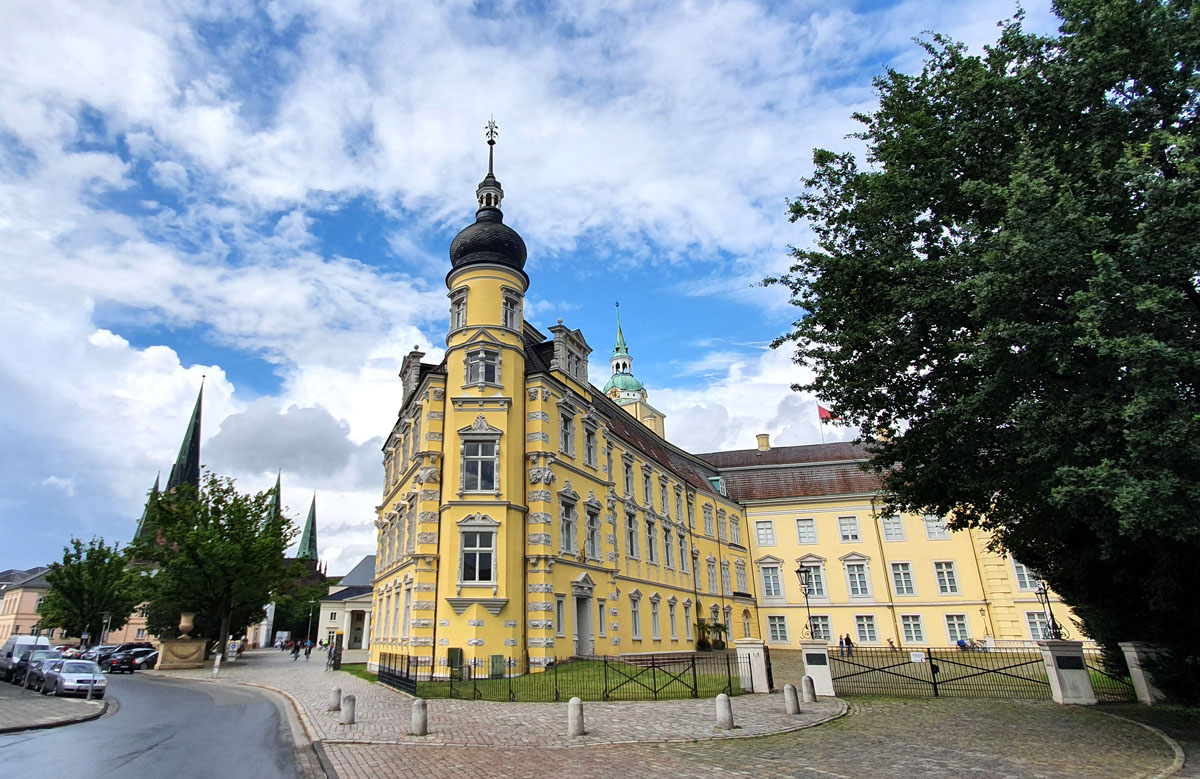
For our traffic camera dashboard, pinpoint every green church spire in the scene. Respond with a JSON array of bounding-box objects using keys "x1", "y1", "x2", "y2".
[
  {"x1": 132, "y1": 473, "x2": 161, "y2": 542},
  {"x1": 166, "y1": 380, "x2": 203, "y2": 491},
  {"x1": 613, "y1": 301, "x2": 630, "y2": 358},
  {"x1": 267, "y1": 471, "x2": 282, "y2": 522},
  {"x1": 297, "y1": 494, "x2": 318, "y2": 560}
]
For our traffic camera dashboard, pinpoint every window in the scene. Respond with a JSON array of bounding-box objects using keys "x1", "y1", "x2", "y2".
[
  {"x1": 642, "y1": 470, "x2": 652, "y2": 505},
  {"x1": 651, "y1": 599, "x2": 661, "y2": 639},
  {"x1": 466, "y1": 348, "x2": 499, "y2": 384},
  {"x1": 645, "y1": 520, "x2": 658, "y2": 564},
  {"x1": 741, "y1": 609, "x2": 751, "y2": 638},
  {"x1": 561, "y1": 501, "x2": 578, "y2": 553},
  {"x1": 707, "y1": 559, "x2": 718, "y2": 593},
  {"x1": 450, "y1": 290, "x2": 467, "y2": 330},
  {"x1": 703, "y1": 505, "x2": 714, "y2": 536},
  {"x1": 675, "y1": 491, "x2": 683, "y2": 521},
  {"x1": 584, "y1": 428, "x2": 597, "y2": 467},
  {"x1": 585, "y1": 509, "x2": 600, "y2": 559},
  {"x1": 934, "y1": 561, "x2": 959, "y2": 595},
  {"x1": 761, "y1": 565, "x2": 782, "y2": 597},
  {"x1": 946, "y1": 614, "x2": 969, "y2": 643},
  {"x1": 502, "y1": 294, "x2": 520, "y2": 329},
  {"x1": 663, "y1": 527, "x2": 673, "y2": 568},
  {"x1": 901, "y1": 615, "x2": 926, "y2": 643},
  {"x1": 891, "y1": 562, "x2": 916, "y2": 596},
  {"x1": 559, "y1": 412, "x2": 575, "y2": 456},
  {"x1": 924, "y1": 514, "x2": 950, "y2": 540},
  {"x1": 463, "y1": 441, "x2": 497, "y2": 491},
  {"x1": 756, "y1": 521, "x2": 776, "y2": 546},
  {"x1": 796, "y1": 518, "x2": 818, "y2": 544},
  {"x1": 401, "y1": 587, "x2": 412, "y2": 639},
  {"x1": 461, "y1": 530, "x2": 495, "y2": 583},
  {"x1": 717, "y1": 510, "x2": 727, "y2": 541},
  {"x1": 799, "y1": 562, "x2": 826, "y2": 597},
  {"x1": 678, "y1": 536, "x2": 688, "y2": 573},
  {"x1": 623, "y1": 461, "x2": 634, "y2": 495},
  {"x1": 838, "y1": 516, "x2": 860, "y2": 542},
  {"x1": 136, "y1": 628, "x2": 146, "y2": 639},
  {"x1": 855, "y1": 615, "x2": 877, "y2": 643},
  {"x1": 684, "y1": 603, "x2": 693, "y2": 639},
  {"x1": 598, "y1": 601, "x2": 607, "y2": 637},
  {"x1": 730, "y1": 516, "x2": 741, "y2": 545},
  {"x1": 735, "y1": 561, "x2": 747, "y2": 592},
  {"x1": 1012, "y1": 560, "x2": 1037, "y2": 591},
  {"x1": 556, "y1": 596, "x2": 566, "y2": 637},
  {"x1": 626, "y1": 512, "x2": 639, "y2": 558},
  {"x1": 881, "y1": 514, "x2": 905, "y2": 541},
  {"x1": 846, "y1": 562, "x2": 870, "y2": 597},
  {"x1": 721, "y1": 562, "x2": 732, "y2": 595},
  {"x1": 630, "y1": 596, "x2": 642, "y2": 639},
  {"x1": 1027, "y1": 611, "x2": 1052, "y2": 640},
  {"x1": 669, "y1": 602, "x2": 678, "y2": 639},
  {"x1": 809, "y1": 615, "x2": 831, "y2": 641},
  {"x1": 768, "y1": 615, "x2": 789, "y2": 642}
]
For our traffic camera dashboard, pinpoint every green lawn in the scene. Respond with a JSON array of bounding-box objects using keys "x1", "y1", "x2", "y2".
[{"x1": 339, "y1": 663, "x2": 378, "y2": 684}]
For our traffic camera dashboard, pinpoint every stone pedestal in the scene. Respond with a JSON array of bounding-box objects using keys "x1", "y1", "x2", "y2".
[
  {"x1": 1118, "y1": 642, "x2": 1166, "y2": 705},
  {"x1": 1037, "y1": 640, "x2": 1096, "y2": 705},
  {"x1": 734, "y1": 638, "x2": 770, "y2": 693},
  {"x1": 799, "y1": 640, "x2": 835, "y2": 697},
  {"x1": 156, "y1": 638, "x2": 207, "y2": 670}
]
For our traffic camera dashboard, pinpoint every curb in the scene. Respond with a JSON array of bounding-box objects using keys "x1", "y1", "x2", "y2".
[
  {"x1": 0, "y1": 697, "x2": 110, "y2": 734},
  {"x1": 1092, "y1": 710, "x2": 1186, "y2": 779}
]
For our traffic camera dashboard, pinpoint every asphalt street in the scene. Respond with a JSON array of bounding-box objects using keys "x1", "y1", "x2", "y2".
[{"x1": 0, "y1": 671, "x2": 305, "y2": 778}]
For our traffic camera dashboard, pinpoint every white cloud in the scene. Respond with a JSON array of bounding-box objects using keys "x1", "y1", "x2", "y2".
[{"x1": 41, "y1": 476, "x2": 77, "y2": 498}]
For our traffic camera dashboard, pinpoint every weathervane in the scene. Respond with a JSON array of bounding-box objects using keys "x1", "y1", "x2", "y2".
[{"x1": 485, "y1": 117, "x2": 499, "y2": 146}]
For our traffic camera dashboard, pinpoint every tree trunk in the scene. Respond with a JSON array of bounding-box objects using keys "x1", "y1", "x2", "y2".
[{"x1": 216, "y1": 607, "x2": 232, "y2": 663}]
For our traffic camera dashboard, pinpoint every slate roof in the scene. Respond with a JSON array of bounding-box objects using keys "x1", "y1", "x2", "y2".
[
  {"x1": 9, "y1": 570, "x2": 51, "y2": 589},
  {"x1": 339, "y1": 555, "x2": 376, "y2": 587},
  {"x1": 321, "y1": 585, "x2": 372, "y2": 602},
  {"x1": 695, "y1": 442, "x2": 881, "y2": 502}
]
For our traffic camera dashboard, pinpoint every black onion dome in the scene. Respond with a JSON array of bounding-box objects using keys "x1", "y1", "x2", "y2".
[{"x1": 449, "y1": 207, "x2": 528, "y2": 270}]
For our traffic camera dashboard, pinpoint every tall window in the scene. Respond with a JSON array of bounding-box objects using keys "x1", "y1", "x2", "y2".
[
  {"x1": 809, "y1": 615, "x2": 831, "y2": 641},
  {"x1": 651, "y1": 599, "x2": 661, "y2": 639},
  {"x1": 881, "y1": 514, "x2": 905, "y2": 541},
  {"x1": 645, "y1": 520, "x2": 658, "y2": 563},
  {"x1": 796, "y1": 518, "x2": 818, "y2": 544},
  {"x1": 463, "y1": 441, "x2": 497, "y2": 491},
  {"x1": 741, "y1": 609, "x2": 751, "y2": 638},
  {"x1": 924, "y1": 514, "x2": 950, "y2": 539},
  {"x1": 660, "y1": 483, "x2": 669, "y2": 514},
  {"x1": 1012, "y1": 560, "x2": 1037, "y2": 590},
  {"x1": 838, "y1": 516, "x2": 861, "y2": 542},
  {"x1": 934, "y1": 561, "x2": 959, "y2": 594},
  {"x1": 461, "y1": 531, "x2": 495, "y2": 583},
  {"x1": 450, "y1": 290, "x2": 467, "y2": 330},
  {"x1": 735, "y1": 561, "x2": 747, "y2": 592},
  {"x1": 856, "y1": 615, "x2": 878, "y2": 643},
  {"x1": 756, "y1": 520, "x2": 776, "y2": 546},
  {"x1": 730, "y1": 516, "x2": 741, "y2": 545},
  {"x1": 561, "y1": 502, "x2": 578, "y2": 553},
  {"x1": 846, "y1": 562, "x2": 870, "y2": 597},
  {"x1": 721, "y1": 562, "x2": 732, "y2": 595},
  {"x1": 761, "y1": 565, "x2": 782, "y2": 597},
  {"x1": 687, "y1": 498, "x2": 695, "y2": 529},
  {"x1": 630, "y1": 596, "x2": 642, "y2": 639},
  {"x1": 626, "y1": 512, "x2": 639, "y2": 558},
  {"x1": 623, "y1": 461, "x2": 634, "y2": 495},
  {"x1": 669, "y1": 602, "x2": 678, "y2": 639},
  {"x1": 559, "y1": 412, "x2": 575, "y2": 456},
  {"x1": 891, "y1": 562, "x2": 916, "y2": 595},
  {"x1": 598, "y1": 601, "x2": 607, "y2": 637},
  {"x1": 466, "y1": 349, "x2": 499, "y2": 384},
  {"x1": 901, "y1": 614, "x2": 926, "y2": 643},
  {"x1": 585, "y1": 509, "x2": 600, "y2": 559},
  {"x1": 678, "y1": 536, "x2": 688, "y2": 573},
  {"x1": 663, "y1": 527, "x2": 673, "y2": 568},
  {"x1": 1026, "y1": 611, "x2": 1051, "y2": 640},
  {"x1": 945, "y1": 614, "x2": 969, "y2": 642},
  {"x1": 707, "y1": 559, "x2": 718, "y2": 593},
  {"x1": 502, "y1": 294, "x2": 520, "y2": 329},
  {"x1": 642, "y1": 470, "x2": 652, "y2": 505},
  {"x1": 703, "y1": 505, "x2": 714, "y2": 536},
  {"x1": 556, "y1": 596, "x2": 566, "y2": 637},
  {"x1": 717, "y1": 510, "x2": 727, "y2": 541},
  {"x1": 768, "y1": 615, "x2": 788, "y2": 642},
  {"x1": 684, "y1": 603, "x2": 693, "y2": 639},
  {"x1": 800, "y1": 563, "x2": 826, "y2": 597},
  {"x1": 584, "y1": 428, "x2": 597, "y2": 466},
  {"x1": 675, "y1": 491, "x2": 683, "y2": 521},
  {"x1": 401, "y1": 587, "x2": 413, "y2": 639}
]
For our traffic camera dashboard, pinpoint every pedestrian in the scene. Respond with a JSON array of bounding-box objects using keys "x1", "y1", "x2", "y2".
[
  {"x1": 887, "y1": 637, "x2": 897, "y2": 651},
  {"x1": 292, "y1": 642, "x2": 301, "y2": 661},
  {"x1": 325, "y1": 642, "x2": 335, "y2": 670},
  {"x1": 304, "y1": 640, "x2": 312, "y2": 660},
  {"x1": 838, "y1": 634, "x2": 845, "y2": 656},
  {"x1": 844, "y1": 634, "x2": 854, "y2": 657}
]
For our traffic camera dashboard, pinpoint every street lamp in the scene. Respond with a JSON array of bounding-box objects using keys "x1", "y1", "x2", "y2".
[
  {"x1": 101, "y1": 612, "x2": 112, "y2": 646},
  {"x1": 305, "y1": 600, "x2": 316, "y2": 646},
  {"x1": 1034, "y1": 580, "x2": 1063, "y2": 640},
  {"x1": 794, "y1": 565, "x2": 814, "y2": 640}
]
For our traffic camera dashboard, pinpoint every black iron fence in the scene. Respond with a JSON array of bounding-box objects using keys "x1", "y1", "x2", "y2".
[
  {"x1": 378, "y1": 652, "x2": 752, "y2": 702},
  {"x1": 828, "y1": 645, "x2": 1052, "y2": 699},
  {"x1": 1083, "y1": 648, "x2": 1137, "y2": 702}
]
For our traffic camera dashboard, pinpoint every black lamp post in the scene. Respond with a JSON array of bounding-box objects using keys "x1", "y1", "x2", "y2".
[
  {"x1": 794, "y1": 566, "x2": 814, "y2": 640},
  {"x1": 306, "y1": 600, "x2": 316, "y2": 645},
  {"x1": 1034, "y1": 580, "x2": 1063, "y2": 640}
]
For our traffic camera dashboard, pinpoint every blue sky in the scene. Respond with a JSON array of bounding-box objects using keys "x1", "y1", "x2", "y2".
[{"x1": 0, "y1": 0, "x2": 1060, "y2": 576}]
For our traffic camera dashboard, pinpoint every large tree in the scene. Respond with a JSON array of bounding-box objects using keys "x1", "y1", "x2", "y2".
[
  {"x1": 39, "y1": 538, "x2": 144, "y2": 647},
  {"x1": 135, "y1": 471, "x2": 297, "y2": 658},
  {"x1": 768, "y1": 0, "x2": 1199, "y2": 695}
]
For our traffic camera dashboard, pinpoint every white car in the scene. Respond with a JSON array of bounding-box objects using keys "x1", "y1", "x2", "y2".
[{"x1": 40, "y1": 660, "x2": 107, "y2": 698}]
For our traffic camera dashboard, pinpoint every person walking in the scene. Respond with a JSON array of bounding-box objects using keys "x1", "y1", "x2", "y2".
[
  {"x1": 838, "y1": 635, "x2": 846, "y2": 656},
  {"x1": 844, "y1": 634, "x2": 855, "y2": 657},
  {"x1": 291, "y1": 642, "x2": 301, "y2": 661},
  {"x1": 304, "y1": 639, "x2": 312, "y2": 660}
]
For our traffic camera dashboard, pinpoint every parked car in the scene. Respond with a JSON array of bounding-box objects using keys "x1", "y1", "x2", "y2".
[
  {"x1": 27, "y1": 656, "x2": 62, "y2": 691},
  {"x1": 81, "y1": 645, "x2": 117, "y2": 662},
  {"x1": 41, "y1": 660, "x2": 106, "y2": 698},
  {"x1": 0, "y1": 636, "x2": 51, "y2": 682},
  {"x1": 133, "y1": 650, "x2": 159, "y2": 670},
  {"x1": 114, "y1": 642, "x2": 154, "y2": 653},
  {"x1": 11, "y1": 650, "x2": 62, "y2": 685},
  {"x1": 99, "y1": 651, "x2": 136, "y2": 674}
]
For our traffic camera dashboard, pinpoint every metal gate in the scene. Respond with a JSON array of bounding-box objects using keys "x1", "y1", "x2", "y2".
[
  {"x1": 1083, "y1": 649, "x2": 1137, "y2": 702},
  {"x1": 829, "y1": 646, "x2": 1052, "y2": 699},
  {"x1": 378, "y1": 653, "x2": 417, "y2": 694}
]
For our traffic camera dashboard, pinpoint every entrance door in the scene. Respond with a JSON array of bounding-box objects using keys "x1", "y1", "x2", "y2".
[{"x1": 574, "y1": 596, "x2": 593, "y2": 655}]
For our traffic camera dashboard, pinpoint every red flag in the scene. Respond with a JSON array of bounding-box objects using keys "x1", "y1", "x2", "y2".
[{"x1": 817, "y1": 404, "x2": 841, "y2": 423}]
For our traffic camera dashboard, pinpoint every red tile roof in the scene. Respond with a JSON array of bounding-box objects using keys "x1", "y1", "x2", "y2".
[{"x1": 695, "y1": 442, "x2": 881, "y2": 502}]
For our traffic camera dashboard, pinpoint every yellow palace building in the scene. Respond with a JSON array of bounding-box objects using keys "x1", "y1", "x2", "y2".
[{"x1": 368, "y1": 128, "x2": 1073, "y2": 674}]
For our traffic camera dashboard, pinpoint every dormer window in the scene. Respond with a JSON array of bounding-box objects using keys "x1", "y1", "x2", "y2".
[
  {"x1": 502, "y1": 291, "x2": 521, "y2": 330},
  {"x1": 450, "y1": 289, "x2": 467, "y2": 331}
]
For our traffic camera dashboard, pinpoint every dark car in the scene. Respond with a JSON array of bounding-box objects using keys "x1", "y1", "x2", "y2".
[
  {"x1": 27, "y1": 657, "x2": 62, "y2": 691},
  {"x1": 114, "y1": 642, "x2": 154, "y2": 653},
  {"x1": 133, "y1": 650, "x2": 158, "y2": 670},
  {"x1": 10, "y1": 650, "x2": 61, "y2": 685},
  {"x1": 81, "y1": 645, "x2": 117, "y2": 662},
  {"x1": 99, "y1": 651, "x2": 135, "y2": 674}
]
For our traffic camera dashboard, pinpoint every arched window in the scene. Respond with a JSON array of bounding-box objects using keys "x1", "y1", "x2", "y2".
[{"x1": 742, "y1": 609, "x2": 752, "y2": 638}]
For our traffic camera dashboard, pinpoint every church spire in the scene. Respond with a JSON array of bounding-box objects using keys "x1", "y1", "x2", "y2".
[
  {"x1": 267, "y1": 471, "x2": 282, "y2": 522},
  {"x1": 166, "y1": 379, "x2": 203, "y2": 491},
  {"x1": 613, "y1": 301, "x2": 630, "y2": 358},
  {"x1": 132, "y1": 473, "x2": 161, "y2": 542},
  {"x1": 297, "y1": 494, "x2": 318, "y2": 561}
]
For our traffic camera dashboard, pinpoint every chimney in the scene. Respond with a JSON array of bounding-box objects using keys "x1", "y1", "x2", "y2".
[{"x1": 756, "y1": 433, "x2": 770, "y2": 452}]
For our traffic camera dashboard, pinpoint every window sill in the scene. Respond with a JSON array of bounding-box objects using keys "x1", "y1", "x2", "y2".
[{"x1": 460, "y1": 382, "x2": 504, "y2": 391}]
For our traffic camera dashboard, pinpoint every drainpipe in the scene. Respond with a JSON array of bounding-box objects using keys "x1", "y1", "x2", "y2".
[{"x1": 870, "y1": 496, "x2": 903, "y2": 647}]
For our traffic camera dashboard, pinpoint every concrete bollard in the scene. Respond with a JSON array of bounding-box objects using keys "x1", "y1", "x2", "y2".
[
  {"x1": 340, "y1": 694, "x2": 356, "y2": 725},
  {"x1": 801, "y1": 675, "x2": 817, "y2": 703},
  {"x1": 328, "y1": 687, "x2": 342, "y2": 712},
  {"x1": 411, "y1": 698, "x2": 428, "y2": 736},
  {"x1": 715, "y1": 693, "x2": 734, "y2": 729},
  {"x1": 784, "y1": 683, "x2": 801, "y2": 714},
  {"x1": 567, "y1": 696, "x2": 585, "y2": 736}
]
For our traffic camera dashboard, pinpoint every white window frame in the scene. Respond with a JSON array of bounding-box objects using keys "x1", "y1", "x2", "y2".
[
  {"x1": 678, "y1": 535, "x2": 688, "y2": 573},
  {"x1": 881, "y1": 513, "x2": 906, "y2": 541},
  {"x1": 945, "y1": 614, "x2": 970, "y2": 643},
  {"x1": 663, "y1": 526, "x2": 673, "y2": 568},
  {"x1": 934, "y1": 561, "x2": 960, "y2": 595},
  {"x1": 598, "y1": 600, "x2": 607, "y2": 637},
  {"x1": 625, "y1": 512, "x2": 639, "y2": 559},
  {"x1": 809, "y1": 615, "x2": 831, "y2": 641},
  {"x1": 1012, "y1": 560, "x2": 1037, "y2": 591},
  {"x1": 556, "y1": 596, "x2": 566, "y2": 638},
  {"x1": 901, "y1": 614, "x2": 926, "y2": 644},
  {"x1": 465, "y1": 348, "x2": 501, "y2": 385},
  {"x1": 462, "y1": 439, "x2": 498, "y2": 492},
  {"x1": 844, "y1": 560, "x2": 872, "y2": 598},
  {"x1": 796, "y1": 518, "x2": 818, "y2": 544},
  {"x1": 767, "y1": 615, "x2": 788, "y2": 643},
  {"x1": 755, "y1": 520, "x2": 777, "y2": 546},
  {"x1": 560, "y1": 500, "x2": 578, "y2": 554},
  {"x1": 891, "y1": 561, "x2": 916, "y2": 596},
  {"x1": 1026, "y1": 611, "x2": 1052, "y2": 640},
  {"x1": 735, "y1": 560, "x2": 747, "y2": 592},
  {"x1": 449, "y1": 288, "x2": 467, "y2": 330},
  {"x1": 559, "y1": 411, "x2": 576, "y2": 457},
  {"x1": 855, "y1": 615, "x2": 878, "y2": 643},
  {"x1": 585, "y1": 508, "x2": 601, "y2": 559},
  {"x1": 761, "y1": 564, "x2": 782, "y2": 598},
  {"x1": 720, "y1": 561, "x2": 732, "y2": 595},
  {"x1": 703, "y1": 505, "x2": 715, "y2": 536},
  {"x1": 669, "y1": 600, "x2": 679, "y2": 639},
  {"x1": 642, "y1": 467, "x2": 653, "y2": 505},
  {"x1": 645, "y1": 519, "x2": 658, "y2": 564},
  {"x1": 502, "y1": 292, "x2": 521, "y2": 330},
  {"x1": 797, "y1": 559, "x2": 827, "y2": 598},
  {"x1": 630, "y1": 594, "x2": 642, "y2": 640},
  {"x1": 650, "y1": 597, "x2": 661, "y2": 639},
  {"x1": 707, "y1": 559, "x2": 718, "y2": 593},
  {"x1": 838, "y1": 516, "x2": 861, "y2": 543},
  {"x1": 924, "y1": 514, "x2": 951, "y2": 540},
  {"x1": 458, "y1": 516, "x2": 498, "y2": 585},
  {"x1": 684, "y1": 602, "x2": 694, "y2": 640}
]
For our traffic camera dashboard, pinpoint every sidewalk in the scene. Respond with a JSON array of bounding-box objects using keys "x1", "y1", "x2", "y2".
[
  {"x1": 155, "y1": 649, "x2": 845, "y2": 746},
  {"x1": 0, "y1": 680, "x2": 108, "y2": 734}
]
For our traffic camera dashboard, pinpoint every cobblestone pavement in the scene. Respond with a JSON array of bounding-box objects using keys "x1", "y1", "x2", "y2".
[
  {"x1": 155, "y1": 649, "x2": 843, "y2": 745},
  {"x1": 0, "y1": 678, "x2": 107, "y2": 733}
]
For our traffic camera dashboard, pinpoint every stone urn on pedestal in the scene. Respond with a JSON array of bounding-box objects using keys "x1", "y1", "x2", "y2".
[
  {"x1": 157, "y1": 611, "x2": 207, "y2": 670},
  {"x1": 179, "y1": 612, "x2": 196, "y2": 639}
]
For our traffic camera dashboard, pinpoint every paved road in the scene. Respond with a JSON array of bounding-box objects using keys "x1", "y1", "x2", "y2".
[{"x1": 0, "y1": 671, "x2": 309, "y2": 778}]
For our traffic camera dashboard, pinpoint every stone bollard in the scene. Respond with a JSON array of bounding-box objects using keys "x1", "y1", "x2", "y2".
[
  {"x1": 715, "y1": 693, "x2": 734, "y2": 729},
  {"x1": 411, "y1": 698, "x2": 428, "y2": 736},
  {"x1": 340, "y1": 694, "x2": 356, "y2": 725},
  {"x1": 801, "y1": 676, "x2": 817, "y2": 703},
  {"x1": 328, "y1": 687, "x2": 342, "y2": 712},
  {"x1": 784, "y1": 683, "x2": 801, "y2": 715},
  {"x1": 567, "y1": 696, "x2": 585, "y2": 737}
]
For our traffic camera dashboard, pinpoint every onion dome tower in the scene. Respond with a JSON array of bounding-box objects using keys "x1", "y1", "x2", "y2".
[
  {"x1": 448, "y1": 120, "x2": 528, "y2": 282},
  {"x1": 602, "y1": 302, "x2": 647, "y2": 404}
]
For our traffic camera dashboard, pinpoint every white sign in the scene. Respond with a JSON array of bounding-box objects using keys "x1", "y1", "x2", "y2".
[{"x1": 909, "y1": 651, "x2": 926, "y2": 663}]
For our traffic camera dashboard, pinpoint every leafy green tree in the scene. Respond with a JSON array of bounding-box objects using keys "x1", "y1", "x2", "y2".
[
  {"x1": 135, "y1": 471, "x2": 297, "y2": 657},
  {"x1": 271, "y1": 580, "x2": 330, "y2": 644},
  {"x1": 768, "y1": 0, "x2": 1199, "y2": 695},
  {"x1": 39, "y1": 538, "x2": 144, "y2": 647}
]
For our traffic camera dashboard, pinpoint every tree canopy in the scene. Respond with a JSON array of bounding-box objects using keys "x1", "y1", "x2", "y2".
[
  {"x1": 39, "y1": 537, "x2": 144, "y2": 647},
  {"x1": 134, "y1": 471, "x2": 297, "y2": 657},
  {"x1": 768, "y1": 0, "x2": 1199, "y2": 694}
]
